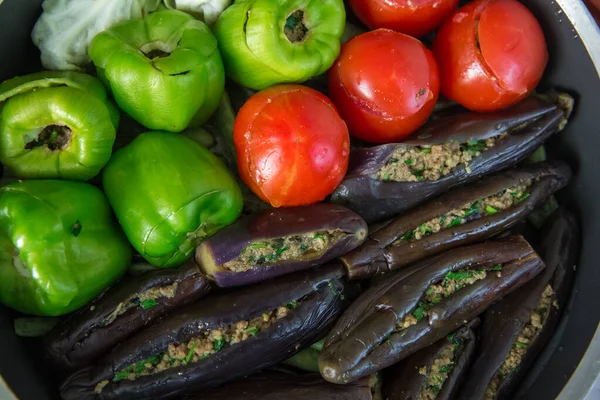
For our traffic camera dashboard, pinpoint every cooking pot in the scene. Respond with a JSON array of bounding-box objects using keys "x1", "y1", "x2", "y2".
[{"x1": 0, "y1": 0, "x2": 599, "y2": 399}]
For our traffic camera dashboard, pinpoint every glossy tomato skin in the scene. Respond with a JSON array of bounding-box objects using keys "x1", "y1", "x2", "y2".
[
  {"x1": 234, "y1": 84, "x2": 350, "y2": 208},
  {"x1": 433, "y1": 0, "x2": 547, "y2": 112},
  {"x1": 349, "y1": 0, "x2": 459, "y2": 38},
  {"x1": 329, "y1": 29, "x2": 440, "y2": 144}
]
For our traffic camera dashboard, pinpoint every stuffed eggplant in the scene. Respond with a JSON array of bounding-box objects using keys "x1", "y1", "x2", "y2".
[
  {"x1": 330, "y1": 95, "x2": 571, "y2": 223},
  {"x1": 318, "y1": 236, "x2": 545, "y2": 384},
  {"x1": 196, "y1": 204, "x2": 367, "y2": 287},
  {"x1": 45, "y1": 261, "x2": 212, "y2": 371},
  {"x1": 341, "y1": 160, "x2": 571, "y2": 279},
  {"x1": 383, "y1": 320, "x2": 479, "y2": 400},
  {"x1": 182, "y1": 368, "x2": 378, "y2": 400},
  {"x1": 60, "y1": 264, "x2": 359, "y2": 400},
  {"x1": 456, "y1": 209, "x2": 579, "y2": 400}
]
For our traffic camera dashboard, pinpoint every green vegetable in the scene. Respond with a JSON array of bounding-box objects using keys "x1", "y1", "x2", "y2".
[
  {"x1": 383, "y1": 173, "x2": 392, "y2": 181},
  {"x1": 140, "y1": 299, "x2": 158, "y2": 310},
  {"x1": 401, "y1": 229, "x2": 416, "y2": 241},
  {"x1": 89, "y1": 10, "x2": 225, "y2": 132},
  {"x1": 421, "y1": 147, "x2": 432, "y2": 154},
  {"x1": 418, "y1": 223, "x2": 433, "y2": 236},
  {"x1": 0, "y1": 180, "x2": 131, "y2": 316},
  {"x1": 515, "y1": 341, "x2": 528, "y2": 349},
  {"x1": 404, "y1": 158, "x2": 413, "y2": 165},
  {"x1": 464, "y1": 139, "x2": 487, "y2": 154},
  {"x1": 314, "y1": 233, "x2": 326, "y2": 240},
  {"x1": 0, "y1": 71, "x2": 118, "y2": 181},
  {"x1": 251, "y1": 243, "x2": 266, "y2": 249},
  {"x1": 328, "y1": 281, "x2": 345, "y2": 300},
  {"x1": 464, "y1": 200, "x2": 482, "y2": 217},
  {"x1": 102, "y1": 132, "x2": 243, "y2": 268},
  {"x1": 490, "y1": 265, "x2": 503, "y2": 271},
  {"x1": 244, "y1": 326, "x2": 260, "y2": 336},
  {"x1": 286, "y1": 301, "x2": 298, "y2": 309},
  {"x1": 186, "y1": 341, "x2": 199, "y2": 363},
  {"x1": 446, "y1": 217, "x2": 463, "y2": 228},
  {"x1": 213, "y1": 337, "x2": 225, "y2": 352},
  {"x1": 113, "y1": 353, "x2": 164, "y2": 382},
  {"x1": 412, "y1": 303, "x2": 429, "y2": 321},
  {"x1": 214, "y1": 0, "x2": 346, "y2": 90},
  {"x1": 485, "y1": 205, "x2": 498, "y2": 214}
]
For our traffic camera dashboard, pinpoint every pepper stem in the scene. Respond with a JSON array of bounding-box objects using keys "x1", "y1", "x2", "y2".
[
  {"x1": 285, "y1": 10, "x2": 308, "y2": 43},
  {"x1": 25, "y1": 125, "x2": 72, "y2": 151}
]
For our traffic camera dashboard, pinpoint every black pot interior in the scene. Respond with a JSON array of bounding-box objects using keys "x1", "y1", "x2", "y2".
[{"x1": 0, "y1": 0, "x2": 599, "y2": 399}]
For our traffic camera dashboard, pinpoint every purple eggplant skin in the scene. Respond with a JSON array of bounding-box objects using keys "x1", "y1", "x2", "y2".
[
  {"x1": 456, "y1": 208, "x2": 579, "y2": 400},
  {"x1": 383, "y1": 319, "x2": 479, "y2": 400},
  {"x1": 318, "y1": 236, "x2": 545, "y2": 385},
  {"x1": 182, "y1": 368, "x2": 374, "y2": 400},
  {"x1": 60, "y1": 264, "x2": 360, "y2": 400},
  {"x1": 330, "y1": 96, "x2": 567, "y2": 223},
  {"x1": 341, "y1": 160, "x2": 572, "y2": 280},
  {"x1": 44, "y1": 261, "x2": 211, "y2": 371},
  {"x1": 196, "y1": 203, "x2": 368, "y2": 288}
]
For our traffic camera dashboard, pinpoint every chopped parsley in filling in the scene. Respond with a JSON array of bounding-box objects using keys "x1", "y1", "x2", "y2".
[
  {"x1": 377, "y1": 135, "x2": 506, "y2": 183},
  {"x1": 95, "y1": 301, "x2": 301, "y2": 392},
  {"x1": 418, "y1": 334, "x2": 464, "y2": 400},
  {"x1": 484, "y1": 285, "x2": 557, "y2": 400},
  {"x1": 99, "y1": 283, "x2": 179, "y2": 327},
  {"x1": 394, "y1": 181, "x2": 532, "y2": 245},
  {"x1": 395, "y1": 268, "x2": 490, "y2": 332},
  {"x1": 223, "y1": 230, "x2": 344, "y2": 272}
]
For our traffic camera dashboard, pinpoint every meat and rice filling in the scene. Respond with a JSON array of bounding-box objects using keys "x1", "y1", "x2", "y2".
[
  {"x1": 99, "y1": 282, "x2": 179, "y2": 327},
  {"x1": 484, "y1": 285, "x2": 557, "y2": 400},
  {"x1": 223, "y1": 230, "x2": 344, "y2": 272},
  {"x1": 418, "y1": 336, "x2": 463, "y2": 400},
  {"x1": 394, "y1": 181, "x2": 532, "y2": 245},
  {"x1": 377, "y1": 135, "x2": 505, "y2": 183},
  {"x1": 95, "y1": 301, "x2": 300, "y2": 392},
  {"x1": 395, "y1": 268, "x2": 490, "y2": 332}
]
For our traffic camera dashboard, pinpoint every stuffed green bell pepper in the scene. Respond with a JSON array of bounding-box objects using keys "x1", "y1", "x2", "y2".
[
  {"x1": 0, "y1": 71, "x2": 118, "y2": 181},
  {"x1": 102, "y1": 131, "x2": 243, "y2": 268},
  {"x1": 0, "y1": 180, "x2": 132, "y2": 316},
  {"x1": 88, "y1": 10, "x2": 225, "y2": 132},
  {"x1": 214, "y1": 0, "x2": 346, "y2": 90}
]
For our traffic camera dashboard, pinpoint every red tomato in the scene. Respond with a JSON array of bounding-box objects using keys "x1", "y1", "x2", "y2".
[
  {"x1": 329, "y1": 29, "x2": 440, "y2": 144},
  {"x1": 433, "y1": 0, "x2": 548, "y2": 112},
  {"x1": 349, "y1": 0, "x2": 459, "y2": 38},
  {"x1": 234, "y1": 84, "x2": 350, "y2": 208}
]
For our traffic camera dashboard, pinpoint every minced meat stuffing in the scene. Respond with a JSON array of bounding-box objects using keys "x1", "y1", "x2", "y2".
[
  {"x1": 98, "y1": 301, "x2": 300, "y2": 391},
  {"x1": 99, "y1": 282, "x2": 179, "y2": 327},
  {"x1": 223, "y1": 230, "x2": 343, "y2": 272},
  {"x1": 395, "y1": 269, "x2": 488, "y2": 332},
  {"x1": 484, "y1": 285, "x2": 557, "y2": 400},
  {"x1": 377, "y1": 135, "x2": 505, "y2": 183},
  {"x1": 418, "y1": 338, "x2": 461, "y2": 400},
  {"x1": 394, "y1": 181, "x2": 532, "y2": 245}
]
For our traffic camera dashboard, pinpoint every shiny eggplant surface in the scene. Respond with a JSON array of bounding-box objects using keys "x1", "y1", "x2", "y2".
[
  {"x1": 383, "y1": 320, "x2": 478, "y2": 400},
  {"x1": 60, "y1": 264, "x2": 359, "y2": 400},
  {"x1": 319, "y1": 236, "x2": 545, "y2": 384},
  {"x1": 457, "y1": 209, "x2": 579, "y2": 400},
  {"x1": 196, "y1": 204, "x2": 367, "y2": 287},
  {"x1": 183, "y1": 368, "x2": 375, "y2": 400},
  {"x1": 341, "y1": 160, "x2": 571, "y2": 279},
  {"x1": 45, "y1": 262, "x2": 211, "y2": 371},
  {"x1": 330, "y1": 96, "x2": 568, "y2": 223}
]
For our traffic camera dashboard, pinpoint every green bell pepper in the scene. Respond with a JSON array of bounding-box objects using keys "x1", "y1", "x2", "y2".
[
  {"x1": 102, "y1": 131, "x2": 243, "y2": 268},
  {"x1": 214, "y1": 0, "x2": 346, "y2": 90},
  {"x1": 0, "y1": 180, "x2": 132, "y2": 316},
  {"x1": 88, "y1": 10, "x2": 225, "y2": 132},
  {"x1": 0, "y1": 71, "x2": 118, "y2": 181}
]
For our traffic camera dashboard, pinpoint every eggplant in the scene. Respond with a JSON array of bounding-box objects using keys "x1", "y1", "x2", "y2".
[
  {"x1": 383, "y1": 319, "x2": 479, "y2": 400},
  {"x1": 330, "y1": 95, "x2": 571, "y2": 223},
  {"x1": 196, "y1": 204, "x2": 367, "y2": 287},
  {"x1": 45, "y1": 261, "x2": 211, "y2": 371},
  {"x1": 341, "y1": 160, "x2": 571, "y2": 280},
  {"x1": 318, "y1": 236, "x2": 545, "y2": 384},
  {"x1": 182, "y1": 368, "x2": 377, "y2": 400},
  {"x1": 456, "y1": 208, "x2": 579, "y2": 400},
  {"x1": 60, "y1": 264, "x2": 360, "y2": 400}
]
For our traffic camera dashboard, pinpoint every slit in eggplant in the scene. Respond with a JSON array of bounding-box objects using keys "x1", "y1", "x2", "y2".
[
  {"x1": 222, "y1": 230, "x2": 344, "y2": 272},
  {"x1": 418, "y1": 334, "x2": 463, "y2": 399},
  {"x1": 98, "y1": 283, "x2": 179, "y2": 327},
  {"x1": 94, "y1": 299, "x2": 305, "y2": 392},
  {"x1": 484, "y1": 285, "x2": 557, "y2": 399},
  {"x1": 377, "y1": 134, "x2": 507, "y2": 183},
  {"x1": 394, "y1": 181, "x2": 533, "y2": 244},
  {"x1": 393, "y1": 267, "x2": 495, "y2": 333}
]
